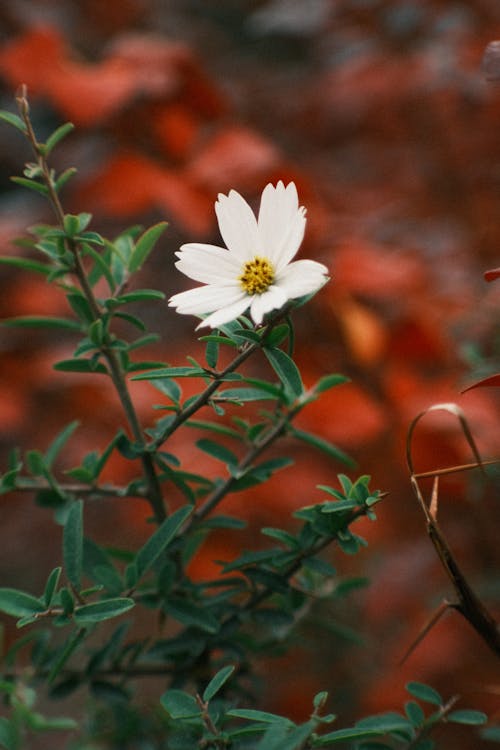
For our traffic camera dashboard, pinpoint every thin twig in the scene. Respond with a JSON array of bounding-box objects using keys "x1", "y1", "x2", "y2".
[{"x1": 16, "y1": 87, "x2": 166, "y2": 523}]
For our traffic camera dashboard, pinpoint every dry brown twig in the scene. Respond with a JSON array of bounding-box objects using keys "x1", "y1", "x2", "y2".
[{"x1": 403, "y1": 402, "x2": 500, "y2": 662}]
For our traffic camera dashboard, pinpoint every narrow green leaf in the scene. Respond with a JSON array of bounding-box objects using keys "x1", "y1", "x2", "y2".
[
  {"x1": 355, "y1": 712, "x2": 412, "y2": 733},
  {"x1": 135, "y1": 505, "x2": 192, "y2": 580},
  {"x1": 11, "y1": 176, "x2": 48, "y2": 196},
  {"x1": 227, "y1": 708, "x2": 290, "y2": 724},
  {"x1": 45, "y1": 420, "x2": 79, "y2": 469},
  {"x1": 2, "y1": 316, "x2": 80, "y2": 330},
  {"x1": 44, "y1": 122, "x2": 75, "y2": 155},
  {"x1": 43, "y1": 567, "x2": 62, "y2": 607},
  {"x1": 132, "y1": 366, "x2": 207, "y2": 380},
  {"x1": 203, "y1": 665, "x2": 235, "y2": 702},
  {"x1": 63, "y1": 500, "x2": 83, "y2": 589},
  {"x1": 73, "y1": 597, "x2": 134, "y2": 624},
  {"x1": 81, "y1": 243, "x2": 115, "y2": 291},
  {"x1": 0, "y1": 589, "x2": 45, "y2": 618},
  {"x1": 0, "y1": 716, "x2": 16, "y2": 750},
  {"x1": 205, "y1": 338, "x2": 219, "y2": 369},
  {"x1": 291, "y1": 428, "x2": 355, "y2": 467},
  {"x1": 314, "y1": 374, "x2": 350, "y2": 393},
  {"x1": 406, "y1": 682, "x2": 443, "y2": 706},
  {"x1": 264, "y1": 348, "x2": 303, "y2": 399},
  {"x1": 48, "y1": 629, "x2": 87, "y2": 684},
  {"x1": 129, "y1": 222, "x2": 168, "y2": 273},
  {"x1": 186, "y1": 419, "x2": 242, "y2": 440},
  {"x1": 447, "y1": 710, "x2": 487, "y2": 725},
  {"x1": 66, "y1": 292, "x2": 95, "y2": 323},
  {"x1": 113, "y1": 289, "x2": 166, "y2": 304},
  {"x1": 161, "y1": 689, "x2": 201, "y2": 719},
  {"x1": 0, "y1": 109, "x2": 27, "y2": 133},
  {"x1": 196, "y1": 438, "x2": 239, "y2": 468},
  {"x1": 54, "y1": 359, "x2": 108, "y2": 374},
  {"x1": 215, "y1": 387, "x2": 277, "y2": 403},
  {"x1": 313, "y1": 727, "x2": 383, "y2": 745},
  {"x1": 0, "y1": 256, "x2": 51, "y2": 275},
  {"x1": 164, "y1": 598, "x2": 219, "y2": 633},
  {"x1": 54, "y1": 167, "x2": 77, "y2": 193}
]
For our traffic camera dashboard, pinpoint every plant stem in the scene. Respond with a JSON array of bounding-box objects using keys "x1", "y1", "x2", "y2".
[{"x1": 16, "y1": 88, "x2": 166, "y2": 523}]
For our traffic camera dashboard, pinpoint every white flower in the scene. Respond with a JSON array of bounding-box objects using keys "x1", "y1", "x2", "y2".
[{"x1": 168, "y1": 181, "x2": 329, "y2": 329}]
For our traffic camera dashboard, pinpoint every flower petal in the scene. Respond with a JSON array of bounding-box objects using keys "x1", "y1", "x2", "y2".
[
  {"x1": 250, "y1": 285, "x2": 288, "y2": 325},
  {"x1": 169, "y1": 284, "x2": 246, "y2": 315},
  {"x1": 175, "y1": 243, "x2": 242, "y2": 284},
  {"x1": 197, "y1": 297, "x2": 251, "y2": 329},
  {"x1": 215, "y1": 189, "x2": 259, "y2": 261},
  {"x1": 257, "y1": 182, "x2": 306, "y2": 269},
  {"x1": 275, "y1": 259, "x2": 329, "y2": 298}
]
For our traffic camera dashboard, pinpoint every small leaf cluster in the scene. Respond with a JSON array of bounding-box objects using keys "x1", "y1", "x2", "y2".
[{"x1": 159, "y1": 677, "x2": 488, "y2": 749}]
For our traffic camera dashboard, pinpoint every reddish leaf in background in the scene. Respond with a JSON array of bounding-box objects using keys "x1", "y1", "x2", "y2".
[
  {"x1": 0, "y1": 27, "x2": 225, "y2": 127},
  {"x1": 0, "y1": 26, "x2": 138, "y2": 125},
  {"x1": 186, "y1": 126, "x2": 283, "y2": 193},
  {"x1": 333, "y1": 239, "x2": 427, "y2": 300},
  {"x1": 462, "y1": 373, "x2": 500, "y2": 391},
  {"x1": 484, "y1": 266, "x2": 500, "y2": 281},
  {"x1": 76, "y1": 152, "x2": 213, "y2": 234}
]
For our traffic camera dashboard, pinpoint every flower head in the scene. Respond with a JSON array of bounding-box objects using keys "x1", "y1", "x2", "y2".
[{"x1": 168, "y1": 181, "x2": 329, "y2": 328}]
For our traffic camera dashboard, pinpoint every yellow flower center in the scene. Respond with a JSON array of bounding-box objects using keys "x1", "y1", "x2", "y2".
[{"x1": 239, "y1": 256, "x2": 275, "y2": 295}]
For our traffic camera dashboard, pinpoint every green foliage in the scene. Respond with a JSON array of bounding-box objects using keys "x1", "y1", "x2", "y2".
[{"x1": 0, "y1": 98, "x2": 493, "y2": 750}]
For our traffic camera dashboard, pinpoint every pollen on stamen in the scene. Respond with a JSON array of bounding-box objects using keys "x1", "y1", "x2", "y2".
[{"x1": 239, "y1": 256, "x2": 275, "y2": 295}]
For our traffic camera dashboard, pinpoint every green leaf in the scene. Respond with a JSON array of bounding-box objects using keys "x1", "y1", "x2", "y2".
[
  {"x1": 314, "y1": 374, "x2": 350, "y2": 393},
  {"x1": 215, "y1": 387, "x2": 278, "y2": 403},
  {"x1": 45, "y1": 420, "x2": 79, "y2": 469},
  {"x1": 227, "y1": 708, "x2": 291, "y2": 724},
  {"x1": 132, "y1": 366, "x2": 207, "y2": 380},
  {"x1": 63, "y1": 212, "x2": 92, "y2": 237},
  {"x1": 0, "y1": 256, "x2": 51, "y2": 275},
  {"x1": 0, "y1": 589, "x2": 45, "y2": 618},
  {"x1": 113, "y1": 289, "x2": 166, "y2": 304},
  {"x1": 2, "y1": 316, "x2": 80, "y2": 330},
  {"x1": 164, "y1": 598, "x2": 219, "y2": 633},
  {"x1": 205, "y1": 338, "x2": 219, "y2": 369},
  {"x1": 203, "y1": 665, "x2": 235, "y2": 702},
  {"x1": 264, "y1": 348, "x2": 303, "y2": 399},
  {"x1": 0, "y1": 716, "x2": 16, "y2": 750},
  {"x1": 66, "y1": 292, "x2": 94, "y2": 323},
  {"x1": 314, "y1": 727, "x2": 384, "y2": 745},
  {"x1": 81, "y1": 243, "x2": 115, "y2": 291},
  {"x1": 11, "y1": 176, "x2": 49, "y2": 196},
  {"x1": 481, "y1": 726, "x2": 500, "y2": 741},
  {"x1": 196, "y1": 438, "x2": 239, "y2": 469},
  {"x1": 355, "y1": 712, "x2": 412, "y2": 734},
  {"x1": 0, "y1": 109, "x2": 27, "y2": 133},
  {"x1": 43, "y1": 567, "x2": 62, "y2": 607},
  {"x1": 54, "y1": 359, "x2": 108, "y2": 374},
  {"x1": 263, "y1": 323, "x2": 290, "y2": 349},
  {"x1": 73, "y1": 597, "x2": 134, "y2": 624},
  {"x1": 135, "y1": 505, "x2": 192, "y2": 580},
  {"x1": 406, "y1": 682, "x2": 443, "y2": 706},
  {"x1": 291, "y1": 428, "x2": 355, "y2": 466},
  {"x1": 186, "y1": 419, "x2": 242, "y2": 440},
  {"x1": 128, "y1": 222, "x2": 168, "y2": 273},
  {"x1": 161, "y1": 689, "x2": 201, "y2": 719},
  {"x1": 44, "y1": 122, "x2": 75, "y2": 155},
  {"x1": 447, "y1": 710, "x2": 487, "y2": 725},
  {"x1": 48, "y1": 629, "x2": 87, "y2": 684},
  {"x1": 63, "y1": 500, "x2": 83, "y2": 589},
  {"x1": 55, "y1": 167, "x2": 77, "y2": 193}
]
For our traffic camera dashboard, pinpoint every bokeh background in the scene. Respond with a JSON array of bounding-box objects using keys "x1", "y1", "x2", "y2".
[{"x1": 0, "y1": 1, "x2": 499, "y2": 747}]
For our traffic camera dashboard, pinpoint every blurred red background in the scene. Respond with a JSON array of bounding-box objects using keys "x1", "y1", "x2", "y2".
[{"x1": 0, "y1": 1, "x2": 499, "y2": 745}]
